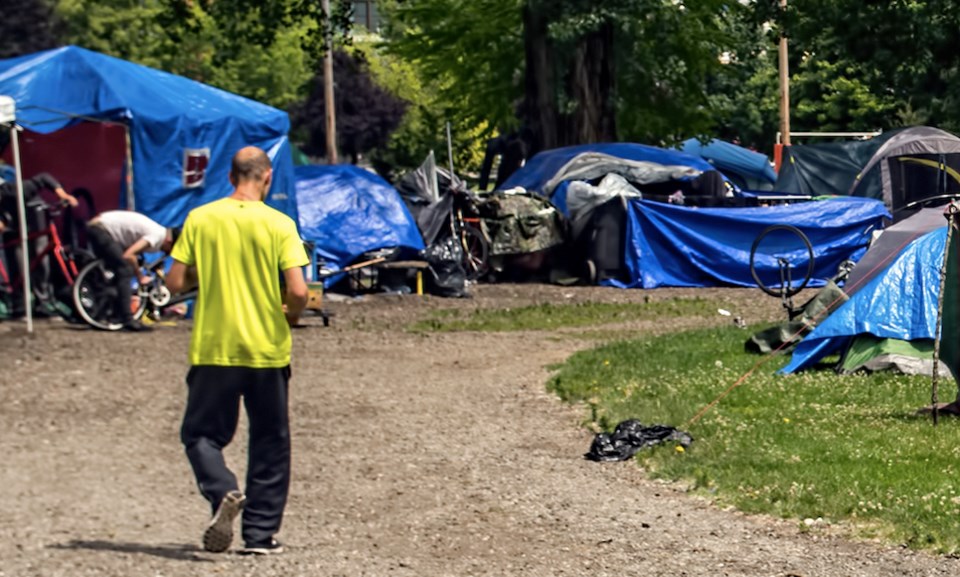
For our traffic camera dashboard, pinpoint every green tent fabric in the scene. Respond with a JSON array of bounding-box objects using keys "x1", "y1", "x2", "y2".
[
  {"x1": 940, "y1": 211, "x2": 960, "y2": 381},
  {"x1": 291, "y1": 144, "x2": 312, "y2": 166},
  {"x1": 839, "y1": 334, "x2": 938, "y2": 375}
]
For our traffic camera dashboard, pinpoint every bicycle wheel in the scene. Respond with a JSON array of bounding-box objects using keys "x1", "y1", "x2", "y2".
[
  {"x1": 72, "y1": 260, "x2": 149, "y2": 331},
  {"x1": 749, "y1": 224, "x2": 815, "y2": 298},
  {"x1": 460, "y1": 224, "x2": 490, "y2": 281}
]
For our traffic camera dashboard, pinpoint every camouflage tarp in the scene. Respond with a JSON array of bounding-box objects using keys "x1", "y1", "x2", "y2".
[{"x1": 477, "y1": 190, "x2": 565, "y2": 256}]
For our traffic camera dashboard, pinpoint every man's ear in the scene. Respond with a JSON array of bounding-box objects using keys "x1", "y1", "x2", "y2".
[{"x1": 262, "y1": 169, "x2": 273, "y2": 199}]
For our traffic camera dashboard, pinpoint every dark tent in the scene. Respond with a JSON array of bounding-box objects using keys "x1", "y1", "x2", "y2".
[
  {"x1": 848, "y1": 126, "x2": 960, "y2": 217},
  {"x1": 774, "y1": 133, "x2": 894, "y2": 199}
]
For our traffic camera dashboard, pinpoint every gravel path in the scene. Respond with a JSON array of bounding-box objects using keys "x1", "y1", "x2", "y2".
[{"x1": 2, "y1": 284, "x2": 959, "y2": 576}]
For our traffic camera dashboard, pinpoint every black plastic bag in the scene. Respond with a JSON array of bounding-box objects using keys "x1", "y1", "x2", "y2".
[{"x1": 585, "y1": 419, "x2": 693, "y2": 462}]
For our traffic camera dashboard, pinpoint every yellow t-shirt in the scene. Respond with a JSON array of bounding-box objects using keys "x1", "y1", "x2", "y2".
[{"x1": 171, "y1": 197, "x2": 309, "y2": 368}]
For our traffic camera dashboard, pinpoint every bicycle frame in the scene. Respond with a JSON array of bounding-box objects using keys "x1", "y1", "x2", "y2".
[{"x1": 0, "y1": 218, "x2": 79, "y2": 294}]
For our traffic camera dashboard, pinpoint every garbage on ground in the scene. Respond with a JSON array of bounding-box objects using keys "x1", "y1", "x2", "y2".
[{"x1": 585, "y1": 419, "x2": 693, "y2": 462}]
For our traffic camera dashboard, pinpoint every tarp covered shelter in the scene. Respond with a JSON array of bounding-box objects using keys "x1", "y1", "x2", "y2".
[
  {"x1": 848, "y1": 126, "x2": 960, "y2": 215},
  {"x1": 0, "y1": 46, "x2": 297, "y2": 227},
  {"x1": 500, "y1": 142, "x2": 726, "y2": 199},
  {"x1": 680, "y1": 138, "x2": 777, "y2": 191},
  {"x1": 608, "y1": 197, "x2": 889, "y2": 289},
  {"x1": 774, "y1": 134, "x2": 893, "y2": 198},
  {"x1": 781, "y1": 210, "x2": 949, "y2": 376},
  {"x1": 294, "y1": 164, "x2": 424, "y2": 284}
]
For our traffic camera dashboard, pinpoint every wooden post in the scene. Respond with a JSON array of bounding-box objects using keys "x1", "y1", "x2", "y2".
[
  {"x1": 778, "y1": 0, "x2": 791, "y2": 146},
  {"x1": 323, "y1": 0, "x2": 338, "y2": 164}
]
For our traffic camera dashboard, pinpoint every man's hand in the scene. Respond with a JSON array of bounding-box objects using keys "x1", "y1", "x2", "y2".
[{"x1": 55, "y1": 187, "x2": 79, "y2": 208}]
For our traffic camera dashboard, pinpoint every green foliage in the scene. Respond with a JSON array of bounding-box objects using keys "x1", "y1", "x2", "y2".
[
  {"x1": 380, "y1": 0, "x2": 524, "y2": 136},
  {"x1": 548, "y1": 324, "x2": 960, "y2": 553},
  {"x1": 409, "y1": 298, "x2": 720, "y2": 332},
  {"x1": 56, "y1": 0, "x2": 314, "y2": 109}
]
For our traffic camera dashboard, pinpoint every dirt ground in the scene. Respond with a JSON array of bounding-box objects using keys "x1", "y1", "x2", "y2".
[{"x1": 2, "y1": 283, "x2": 960, "y2": 577}]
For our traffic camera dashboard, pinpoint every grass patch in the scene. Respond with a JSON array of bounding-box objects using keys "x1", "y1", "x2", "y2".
[
  {"x1": 548, "y1": 324, "x2": 960, "y2": 553},
  {"x1": 410, "y1": 298, "x2": 720, "y2": 332}
]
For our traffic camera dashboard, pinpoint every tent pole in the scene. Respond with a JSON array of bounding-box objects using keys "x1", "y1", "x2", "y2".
[
  {"x1": 446, "y1": 121, "x2": 455, "y2": 177},
  {"x1": 10, "y1": 123, "x2": 33, "y2": 334},
  {"x1": 932, "y1": 206, "x2": 958, "y2": 426},
  {"x1": 124, "y1": 124, "x2": 135, "y2": 210}
]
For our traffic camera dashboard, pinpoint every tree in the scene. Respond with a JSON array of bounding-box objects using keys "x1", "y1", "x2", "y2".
[
  {"x1": 382, "y1": 0, "x2": 735, "y2": 155},
  {"x1": 291, "y1": 50, "x2": 408, "y2": 164},
  {"x1": 0, "y1": 0, "x2": 60, "y2": 59},
  {"x1": 57, "y1": 0, "x2": 314, "y2": 109}
]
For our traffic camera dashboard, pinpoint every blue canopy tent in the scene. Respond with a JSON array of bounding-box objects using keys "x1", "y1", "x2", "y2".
[
  {"x1": 608, "y1": 197, "x2": 889, "y2": 289},
  {"x1": 0, "y1": 46, "x2": 297, "y2": 227},
  {"x1": 294, "y1": 165, "x2": 424, "y2": 287},
  {"x1": 680, "y1": 138, "x2": 777, "y2": 191},
  {"x1": 780, "y1": 226, "x2": 946, "y2": 375}
]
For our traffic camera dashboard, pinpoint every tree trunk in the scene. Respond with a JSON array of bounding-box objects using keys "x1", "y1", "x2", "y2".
[
  {"x1": 522, "y1": 6, "x2": 617, "y2": 154},
  {"x1": 522, "y1": 5, "x2": 557, "y2": 156},
  {"x1": 566, "y1": 22, "x2": 617, "y2": 144}
]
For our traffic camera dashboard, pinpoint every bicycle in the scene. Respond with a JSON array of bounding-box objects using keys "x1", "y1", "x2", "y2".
[
  {"x1": 72, "y1": 254, "x2": 197, "y2": 331},
  {"x1": 0, "y1": 200, "x2": 93, "y2": 320},
  {"x1": 449, "y1": 184, "x2": 490, "y2": 281}
]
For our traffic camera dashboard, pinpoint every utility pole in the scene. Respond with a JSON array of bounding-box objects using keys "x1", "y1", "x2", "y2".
[
  {"x1": 323, "y1": 0, "x2": 339, "y2": 164},
  {"x1": 778, "y1": 0, "x2": 791, "y2": 146}
]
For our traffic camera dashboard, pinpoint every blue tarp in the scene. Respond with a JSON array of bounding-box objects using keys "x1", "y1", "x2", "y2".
[
  {"x1": 294, "y1": 165, "x2": 424, "y2": 285},
  {"x1": 500, "y1": 142, "x2": 719, "y2": 196},
  {"x1": 607, "y1": 197, "x2": 890, "y2": 289},
  {"x1": 680, "y1": 138, "x2": 777, "y2": 189},
  {"x1": 0, "y1": 46, "x2": 297, "y2": 227},
  {"x1": 780, "y1": 226, "x2": 946, "y2": 374}
]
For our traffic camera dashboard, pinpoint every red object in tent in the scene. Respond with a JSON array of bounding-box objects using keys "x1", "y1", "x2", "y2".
[{"x1": 2, "y1": 121, "x2": 126, "y2": 216}]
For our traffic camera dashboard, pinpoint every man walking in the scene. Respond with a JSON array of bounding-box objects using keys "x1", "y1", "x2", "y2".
[{"x1": 167, "y1": 146, "x2": 309, "y2": 555}]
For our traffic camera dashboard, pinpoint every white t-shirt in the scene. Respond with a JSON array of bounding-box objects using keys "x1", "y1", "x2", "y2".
[{"x1": 95, "y1": 211, "x2": 167, "y2": 251}]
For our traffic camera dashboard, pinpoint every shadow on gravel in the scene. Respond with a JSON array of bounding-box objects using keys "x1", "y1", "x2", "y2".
[{"x1": 50, "y1": 540, "x2": 216, "y2": 562}]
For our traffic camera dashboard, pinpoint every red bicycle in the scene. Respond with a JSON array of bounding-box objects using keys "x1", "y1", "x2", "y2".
[{"x1": 0, "y1": 200, "x2": 92, "y2": 320}]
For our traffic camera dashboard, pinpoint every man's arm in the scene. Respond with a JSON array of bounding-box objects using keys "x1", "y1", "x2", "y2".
[
  {"x1": 282, "y1": 266, "x2": 308, "y2": 326},
  {"x1": 167, "y1": 260, "x2": 191, "y2": 294},
  {"x1": 122, "y1": 238, "x2": 151, "y2": 282}
]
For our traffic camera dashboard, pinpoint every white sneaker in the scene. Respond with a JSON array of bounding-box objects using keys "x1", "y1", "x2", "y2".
[{"x1": 202, "y1": 490, "x2": 246, "y2": 553}]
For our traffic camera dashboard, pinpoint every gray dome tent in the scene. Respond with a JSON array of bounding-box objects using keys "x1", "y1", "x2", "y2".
[{"x1": 848, "y1": 126, "x2": 960, "y2": 217}]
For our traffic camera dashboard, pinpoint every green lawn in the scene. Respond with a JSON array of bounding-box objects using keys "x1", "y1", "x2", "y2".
[
  {"x1": 416, "y1": 299, "x2": 960, "y2": 553},
  {"x1": 550, "y1": 325, "x2": 960, "y2": 553}
]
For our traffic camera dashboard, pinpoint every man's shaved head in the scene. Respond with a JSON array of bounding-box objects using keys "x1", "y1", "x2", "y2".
[{"x1": 230, "y1": 146, "x2": 272, "y2": 185}]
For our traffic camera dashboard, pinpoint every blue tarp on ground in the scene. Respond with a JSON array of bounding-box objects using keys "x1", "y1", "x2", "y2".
[
  {"x1": 607, "y1": 197, "x2": 890, "y2": 289},
  {"x1": 0, "y1": 46, "x2": 297, "y2": 226},
  {"x1": 680, "y1": 138, "x2": 777, "y2": 190},
  {"x1": 500, "y1": 142, "x2": 718, "y2": 196},
  {"x1": 295, "y1": 165, "x2": 424, "y2": 285},
  {"x1": 780, "y1": 226, "x2": 946, "y2": 374}
]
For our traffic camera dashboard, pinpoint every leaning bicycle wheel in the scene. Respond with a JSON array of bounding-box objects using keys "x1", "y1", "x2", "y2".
[
  {"x1": 72, "y1": 260, "x2": 149, "y2": 331},
  {"x1": 460, "y1": 224, "x2": 490, "y2": 281},
  {"x1": 749, "y1": 224, "x2": 815, "y2": 298}
]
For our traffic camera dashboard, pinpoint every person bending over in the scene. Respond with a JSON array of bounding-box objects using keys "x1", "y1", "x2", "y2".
[{"x1": 86, "y1": 210, "x2": 179, "y2": 332}]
